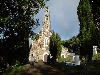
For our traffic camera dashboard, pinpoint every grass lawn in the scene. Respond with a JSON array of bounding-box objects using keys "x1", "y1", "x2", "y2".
[
  {"x1": 3, "y1": 64, "x2": 29, "y2": 75},
  {"x1": 3, "y1": 53, "x2": 100, "y2": 75}
]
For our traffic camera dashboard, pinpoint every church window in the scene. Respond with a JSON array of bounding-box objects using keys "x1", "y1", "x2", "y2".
[
  {"x1": 45, "y1": 15, "x2": 48, "y2": 17},
  {"x1": 46, "y1": 17, "x2": 48, "y2": 20},
  {"x1": 31, "y1": 54, "x2": 33, "y2": 57},
  {"x1": 44, "y1": 37, "x2": 49, "y2": 46}
]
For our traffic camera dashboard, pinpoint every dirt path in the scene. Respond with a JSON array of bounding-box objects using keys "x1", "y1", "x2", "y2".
[
  {"x1": 20, "y1": 61, "x2": 63, "y2": 75},
  {"x1": 19, "y1": 61, "x2": 100, "y2": 75}
]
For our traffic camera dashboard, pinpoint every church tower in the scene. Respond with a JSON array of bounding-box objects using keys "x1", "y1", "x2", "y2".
[
  {"x1": 29, "y1": 7, "x2": 52, "y2": 62},
  {"x1": 42, "y1": 7, "x2": 51, "y2": 37}
]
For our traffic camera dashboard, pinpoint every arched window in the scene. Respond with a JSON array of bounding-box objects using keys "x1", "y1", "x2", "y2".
[
  {"x1": 44, "y1": 37, "x2": 49, "y2": 46},
  {"x1": 31, "y1": 54, "x2": 33, "y2": 57}
]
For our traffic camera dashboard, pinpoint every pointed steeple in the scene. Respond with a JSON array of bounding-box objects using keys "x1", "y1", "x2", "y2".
[{"x1": 42, "y1": 6, "x2": 51, "y2": 32}]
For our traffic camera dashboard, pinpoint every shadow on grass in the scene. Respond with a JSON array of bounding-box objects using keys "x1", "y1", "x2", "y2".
[
  {"x1": 32, "y1": 62, "x2": 62, "y2": 75},
  {"x1": 20, "y1": 72, "x2": 32, "y2": 75},
  {"x1": 3, "y1": 60, "x2": 100, "y2": 75},
  {"x1": 48, "y1": 60, "x2": 100, "y2": 75}
]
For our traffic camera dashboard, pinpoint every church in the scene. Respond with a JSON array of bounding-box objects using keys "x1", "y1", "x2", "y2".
[{"x1": 29, "y1": 7, "x2": 52, "y2": 62}]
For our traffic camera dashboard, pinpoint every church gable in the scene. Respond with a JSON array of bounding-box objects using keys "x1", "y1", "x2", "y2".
[{"x1": 29, "y1": 7, "x2": 52, "y2": 62}]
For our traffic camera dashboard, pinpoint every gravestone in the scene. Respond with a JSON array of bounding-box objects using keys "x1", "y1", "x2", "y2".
[
  {"x1": 71, "y1": 53, "x2": 75, "y2": 62},
  {"x1": 93, "y1": 46, "x2": 97, "y2": 55},
  {"x1": 74, "y1": 55, "x2": 80, "y2": 65},
  {"x1": 72, "y1": 55, "x2": 75, "y2": 62}
]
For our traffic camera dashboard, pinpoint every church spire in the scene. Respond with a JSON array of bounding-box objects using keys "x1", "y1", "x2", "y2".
[{"x1": 42, "y1": 6, "x2": 51, "y2": 32}]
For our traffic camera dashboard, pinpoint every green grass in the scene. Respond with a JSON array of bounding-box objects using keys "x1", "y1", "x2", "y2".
[
  {"x1": 58, "y1": 56, "x2": 73, "y2": 62},
  {"x1": 56, "y1": 54, "x2": 100, "y2": 75},
  {"x1": 3, "y1": 64, "x2": 29, "y2": 75},
  {"x1": 53, "y1": 60, "x2": 100, "y2": 75},
  {"x1": 92, "y1": 53, "x2": 100, "y2": 60}
]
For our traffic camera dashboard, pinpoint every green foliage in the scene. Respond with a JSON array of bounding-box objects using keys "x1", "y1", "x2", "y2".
[
  {"x1": 90, "y1": 0, "x2": 100, "y2": 46},
  {"x1": 49, "y1": 32, "x2": 62, "y2": 62},
  {"x1": 77, "y1": 0, "x2": 95, "y2": 61},
  {"x1": 66, "y1": 56, "x2": 73, "y2": 62},
  {"x1": 92, "y1": 53, "x2": 100, "y2": 60},
  {"x1": 77, "y1": 0, "x2": 95, "y2": 42},
  {"x1": 61, "y1": 40, "x2": 67, "y2": 46},
  {"x1": 58, "y1": 56, "x2": 72, "y2": 62},
  {"x1": 63, "y1": 36, "x2": 80, "y2": 53},
  {"x1": 3, "y1": 65, "x2": 28, "y2": 75},
  {"x1": 0, "y1": 0, "x2": 48, "y2": 72}
]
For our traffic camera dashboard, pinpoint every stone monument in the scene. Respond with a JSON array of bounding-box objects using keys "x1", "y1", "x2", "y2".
[
  {"x1": 74, "y1": 55, "x2": 80, "y2": 65},
  {"x1": 93, "y1": 46, "x2": 98, "y2": 55}
]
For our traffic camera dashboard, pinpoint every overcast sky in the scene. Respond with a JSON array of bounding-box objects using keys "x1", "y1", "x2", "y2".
[{"x1": 34, "y1": 0, "x2": 80, "y2": 40}]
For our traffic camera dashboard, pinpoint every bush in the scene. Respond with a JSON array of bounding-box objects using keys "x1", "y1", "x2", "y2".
[
  {"x1": 3, "y1": 64, "x2": 28, "y2": 75},
  {"x1": 58, "y1": 56, "x2": 73, "y2": 62},
  {"x1": 92, "y1": 53, "x2": 100, "y2": 60}
]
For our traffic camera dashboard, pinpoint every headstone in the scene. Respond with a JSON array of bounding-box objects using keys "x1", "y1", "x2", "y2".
[
  {"x1": 74, "y1": 55, "x2": 80, "y2": 65},
  {"x1": 72, "y1": 55, "x2": 75, "y2": 62},
  {"x1": 93, "y1": 46, "x2": 97, "y2": 55}
]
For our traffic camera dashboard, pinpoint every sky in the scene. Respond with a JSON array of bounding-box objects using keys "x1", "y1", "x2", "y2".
[{"x1": 34, "y1": 0, "x2": 80, "y2": 40}]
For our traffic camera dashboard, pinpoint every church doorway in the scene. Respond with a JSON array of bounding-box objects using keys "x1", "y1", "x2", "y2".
[
  {"x1": 43, "y1": 52, "x2": 49, "y2": 62},
  {"x1": 44, "y1": 54, "x2": 48, "y2": 62}
]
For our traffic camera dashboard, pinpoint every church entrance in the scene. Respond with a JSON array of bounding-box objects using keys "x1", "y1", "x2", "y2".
[{"x1": 44, "y1": 54, "x2": 48, "y2": 62}]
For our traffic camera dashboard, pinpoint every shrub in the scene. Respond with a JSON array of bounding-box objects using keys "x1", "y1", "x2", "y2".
[
  {"x1": 92, "y1": 53, "x2": 100, "y2": 60},
  {"x1": 58, "y1": 56, "x2": 72, "y2": 62},
  {"x1": 3, "y1": 64, "x2": 28, "y2": 75}
]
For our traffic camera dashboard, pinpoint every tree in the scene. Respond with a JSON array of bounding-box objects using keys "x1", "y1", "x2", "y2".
[
  {"x1": 90, "y1": 0, "x2": 100, "y2": 47},
  {"x1": 62, "y1": 36, "x2": 80, "y2": 53},
  {"x1": 0, "y1": 0, "x2": 48, "y2": 71},
  {"x1": 77, "y1": 0, "x2": 95, "y2": 61},
  {"x1": 49, "y1": 32, "x2": 62, "y2": 63}
]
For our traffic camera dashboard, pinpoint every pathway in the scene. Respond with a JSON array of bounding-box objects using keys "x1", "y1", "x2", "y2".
[{"x1": 20, "y1": 61, "x2": 63, "y2": 75}]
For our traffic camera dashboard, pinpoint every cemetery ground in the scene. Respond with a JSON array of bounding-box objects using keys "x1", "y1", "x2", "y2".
[{"x1": 3, "y1": 54, "x2": 100, "y2": 75}]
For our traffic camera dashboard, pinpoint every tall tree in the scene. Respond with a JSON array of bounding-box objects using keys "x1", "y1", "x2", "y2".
[
  {"x1": 63, "y1": 36, "x2": 80, "y2": 53},
  {"x1": 90, "y1": 0, "x2": 100, "y2": 47},
  {"x1": 49, "y1": 32, "x2": 62, "y2": 63},
  {"x1": 0, "y1": 0, "x2": 48, "y2": 69},
  {"x1": 77, "y1": 0, "x2": 95, "y2": 61}
]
